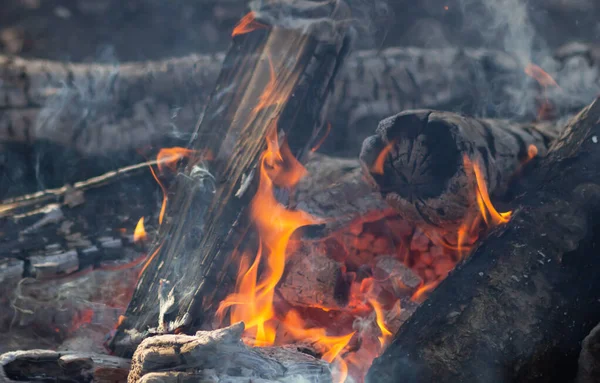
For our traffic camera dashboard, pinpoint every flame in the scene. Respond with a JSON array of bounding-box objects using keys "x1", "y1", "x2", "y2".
[
  {"x1": 232, "y1": 11, "x2": 268, "y2": 37},
  {"x1": 527, "y1": 144, "x2": 538, "y2": 161},
  {"x1": 133, "y1": 217, "x2": 147, "y2": 243},
  {"x1": 524, "y1": 63, "x2": 560, "y2": 120},
  {"x1": 468, "y1": 157, "x2": 512, "y2": 226},
  {"x1": 525, "y1": 64, "x2": 558, "y2": 88},
  {"x1": 368, "y1": 299, "x2": 392, "y2": 347},
  {"x1": 217, "y1": 124, "x2": 318, "y2": 346},
  {"x1": 371, "y1": 142, "x2": 394, "y2": 175},
  {"x1": 411, "y1": 280, "x2": 440, "y2": 303},
  {"x1": 149, "y1": 147, "x2": 207, "y2": 225},
  {"x1": 311, "y1": 122, "x2": 332, "y2": 152}
]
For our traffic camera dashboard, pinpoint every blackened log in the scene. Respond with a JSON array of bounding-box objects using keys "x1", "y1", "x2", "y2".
[
  {"x1": 359, "y1": 110, "x2": 567, "y2": 231},
  {"x1": 366, "y1": 98, "x2": 600, "y2": 383},
  {"x1": 111, "y1": 0, "x2": 352, "y2": 354},
  {"x1": 0, "y1": 350, "x2": 130, "y2": 383},
  {"x1": 2, "y1": 44, "x2": 599, "y2": 156}
]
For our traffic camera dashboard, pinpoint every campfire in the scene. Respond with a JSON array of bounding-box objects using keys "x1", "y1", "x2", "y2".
[{"x1": 2, "y1": 0, "x2": 600, "y2": 382}]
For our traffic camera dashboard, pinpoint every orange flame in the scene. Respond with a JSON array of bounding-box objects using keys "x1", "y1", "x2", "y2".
[
  {"x1": 149, "y1": 147, "x2": 207, "y2": 225},
  {"x1": 311, "y1": 122, "x2": 332, "y2": 152},
  {"x1": 524, "y1": 64, "x2": 558, "y2": 88},
  {"x1": 468, "y1": 157, "x2": 512, "y2": 226},
  {"x1": 527, "y1": 144, "x2": 538, "y2": 162},
  {"x1": 368, "y1": 299, "x2": 393, "y2": 347},
  {"x1": 371, "y1": 142, "x2": 394, "y2": 175},
  {"x1": 524, "y1": 63, "x2": 560, "y2": 120},
  {"x1": 217, "y1": 125, "x2": 318, "y2": 346},
  {"x1": 133, "y1": 217, "x2": 147, "y2": 243},
  {"x1": 232, "y1": 12, "x2": 268, "y2": 37},
  {"x1": 411, "y1": 280, "x2": 440, "y2": 303}
]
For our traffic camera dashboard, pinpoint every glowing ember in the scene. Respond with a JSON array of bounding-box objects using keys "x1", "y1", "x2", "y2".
[
  {"x1": 232, "y1": 12, "x2": 268, "y2": 37},
  {"x1": 133, "y1": 217, "x2": 147, "y2": 243}
]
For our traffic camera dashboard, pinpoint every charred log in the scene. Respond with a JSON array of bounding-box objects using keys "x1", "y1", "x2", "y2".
[
  {"x1": 366, "y1": 98, "x2": 600, "y2": 383},
  {"x1": 111, "y1": 0, "x2": 352, "y2": 355},
  {"x1": 360, "y1": 110, "x2": 567, "y2": 231},
  {"x1": 1, "y1": 44, "x2": 599, "y2": 156},
  {"x1": 127, "y1": 322, "x2": 331, "y2": 383},
  {"x1": 0, "y1": 349, "x2": 130, "y2": 383}
]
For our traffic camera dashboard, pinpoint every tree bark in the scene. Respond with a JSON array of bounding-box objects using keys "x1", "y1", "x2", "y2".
[
  {"x1": 366, "y1": 98, "x2": 600, "y2": 383},
  {"x1": 110, "y1": 0, "x2": 352, "y2": 355}
]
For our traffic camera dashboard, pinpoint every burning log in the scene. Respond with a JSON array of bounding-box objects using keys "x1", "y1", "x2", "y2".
[
  {"x1": 577, "y1": 322, "x2": 600, "y2": 383},
  {"x1": 359, "y1": 110, "x2": 567, "y2": 232},
  {"x1": 2, "y1": 43, "x2": 599, "y2": 156},
  {"x1": 366, "y1": 98, "x2": 600, "y2": 383},
  {"x1": 0, "y1": 349, "x2": 130, "y2": 383},
  {"x1": 111, "y1": 0, "x2": 352, "y2": 354},
  {"x1": 128, "y1": 322, "x2": 331, "y2": 383}
]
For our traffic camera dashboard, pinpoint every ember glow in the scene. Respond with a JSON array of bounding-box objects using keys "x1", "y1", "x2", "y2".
[{"x1": 232, "y1": 12, "x2": 268, "y2": 37}]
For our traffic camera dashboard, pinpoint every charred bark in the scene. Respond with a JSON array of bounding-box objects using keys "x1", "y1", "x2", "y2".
[
  {"x1": 366, "y1": 98, "x2": 600, "y2": 383},
  {"x1": 1, "y1": 44, "x2": 599, "y2": 156},
  {"x1": 359, "y1": 110, "x2": 567, "y2": 231},
  {"x1": 110, "y1": 0, "x2": 352, "y2": 355}
]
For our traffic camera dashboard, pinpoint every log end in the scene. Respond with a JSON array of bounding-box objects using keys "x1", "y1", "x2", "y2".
[{"x1": 359, "y1": 110, "x2": 464, "y2": 228}]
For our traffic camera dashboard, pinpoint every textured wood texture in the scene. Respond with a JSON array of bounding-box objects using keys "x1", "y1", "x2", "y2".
[
  {"x1": 366, "y1": 99, "x2": 600, "y2": 383},
  {"x1": 111, "y1": 0, "x2": 352, "y2": 355}
]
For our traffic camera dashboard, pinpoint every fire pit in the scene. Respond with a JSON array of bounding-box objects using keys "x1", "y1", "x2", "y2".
[{"x1": 2, "y1": 0, "x2": 600, "y2": 382}]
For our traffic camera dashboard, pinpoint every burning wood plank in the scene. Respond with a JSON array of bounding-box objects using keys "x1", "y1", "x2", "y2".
[
  {"x1": 111, "y1": 0, "x2": 352, "y2": 354},
  {"x1": 366, "y1": 98, "x2": 600, "y2": 383}
]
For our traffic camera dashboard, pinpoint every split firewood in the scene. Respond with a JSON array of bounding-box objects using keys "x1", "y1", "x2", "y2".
[
  {"x1": 111, "y1": 0, "x2": 352, "y2": 355},
  {"x1": 360, "y1": 110, "x2": 569, "y2": 231},
  {"x1": 0, "y1": 349, "x2": 130, "y2": 383},
  {"x1": 2, "y1": 43, "x2": 599, "y2": 156},
  {"x1": 366, "y1": 98, "x2": 600, "y2": 383},
  {"x1": 128, "y1": 322, "x2": 331, "y2": 383}
]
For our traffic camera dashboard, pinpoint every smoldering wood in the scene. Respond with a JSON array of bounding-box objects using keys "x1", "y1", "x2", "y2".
[
  {"x1": 127, "y1": 322, "x2": 331, "y2": 383},
  {"x1": 277, "y1": 242, "x2": 344, "y2": 310},
  {"x1": 0, "y1": 349, "x2": 130, "y2": 383},
  {"x1": 294, "y1": 152, "x2": 392, "y2": 236},
  {"x1": 111, "y1": 0, "x2": 352, "y2": 355},
  {"x1": 366, "y1": 98, "x2": 600, "y2": 383},
  {"x1": 360, "y1": 110, "x2": 568, "y2": 231},
  {"x1": 2, "y1": 44, "x2": 599, "y2": 156}
]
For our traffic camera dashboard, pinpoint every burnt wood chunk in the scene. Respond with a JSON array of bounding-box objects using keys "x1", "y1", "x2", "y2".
[
  {"x1": 360, "y1": 110, "x2": 566, "y2": 231},
  {"x1": 128, "y1": 322, "x2": 331, "y2": 383},
  {"x1": 111, "y1": 0, "x2": 352, "y2": 355},
  {"x1": 0, "y1": 350, "x2": 130, "y2": 383},
  {"x1": 366, "y1": 98, "x2": 600, "y2": 383}
]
